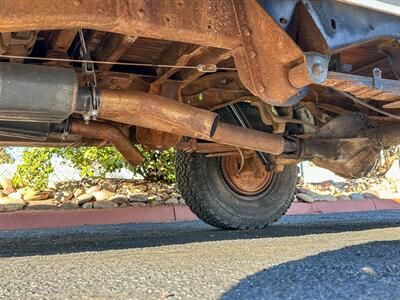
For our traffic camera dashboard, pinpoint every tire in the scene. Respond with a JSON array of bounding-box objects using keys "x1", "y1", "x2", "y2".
[{"x1": 175, "y1": 151, "x2": 297, "y2": 230}]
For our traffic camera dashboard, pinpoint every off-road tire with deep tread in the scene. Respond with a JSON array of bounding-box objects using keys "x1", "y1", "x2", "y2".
[{"x1": 175, "y1": 151, "x2": 297, "y2": 230}]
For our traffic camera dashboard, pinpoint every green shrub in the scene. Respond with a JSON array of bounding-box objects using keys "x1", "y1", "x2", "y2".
[
  {"x1": 56, "y1": 147, "x2": 127, "y2": 178},
  {"x1": 12, "y1": 148, "x2": 55, "y2": 190},
  {"x1": 12, "y1": 146, "x2": 177, "y2": 190},
  {"x1": 133, "y1": 147, "x2": 176, "y2": 183}
]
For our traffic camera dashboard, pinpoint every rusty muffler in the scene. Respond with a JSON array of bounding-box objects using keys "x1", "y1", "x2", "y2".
[{"x1": 70, "y1": 120, "x2": 144, "y2": 166}]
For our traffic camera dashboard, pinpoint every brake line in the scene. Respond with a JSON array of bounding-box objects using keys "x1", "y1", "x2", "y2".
[{"x1": 0, "y1": 54, "x2": 236, "y2": 72}]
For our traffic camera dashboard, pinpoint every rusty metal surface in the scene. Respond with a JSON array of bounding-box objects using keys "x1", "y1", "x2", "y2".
[
  {"x1": 177, "y1": 48, "x2": 231, "y2": 87},
  {"x1": 151, "y1": 44, "x2": 209, "y2": 93},
  {"x1": 0, "y1": 0, "x2": 314, "y2": 107},
  {"x1": 97, "y1": 89, "x2": 219, "y2": 139},
  {"x1": 94, "y1": 33, "x2": 138, "y2": 71},
  {"x1": 231, "y1": 0, "x2": 307, "y2": 106},
  {"x1": 70, "y1": 120, "x2": 144, "y2": 166},
  {"x1": 372, "y1": 123, "x2": 400, "y2": 148},
  {"x1": 180, "y1": 72, "x2": 250, "y2": 109},
  {"x1": 383, "y1": 101, "x2": 400, "y2": 109},
  {"x1": 77, "y1": 71, "x2": 150, "y2": 91},
  {"x1": 0, "y1": 0, "x2": 240, "y2": 49},
  {"x1": 95, "y1": 89, "x2": 287, "y2": 155},
  {"x1": 302, "y1": 137, "x2": 380, "y2": 179},
  {"x1": 211, "y1": 122, "x2": 285, "y2": 155},
  {"x1": 0, "y1": 134, "x2": 101, "y2": 148},
  {"x1": 49, "y1": 30, "x2": 78, "y2": 52},
  {"x1": 176, "y1": 140, "x2": 252, "y2": 156},
  {"x1": 136, "y1": 127, "x2": 181, "y2": 150},
  {"x1": 0, "y1": 31, "x2": 37, "y2": 63},
  {"x1": 298, "y1": 116, "x2": 400, "y2": 179},
  {"x1": 221, "y1": 153, "x2": 273, "y2": 195},
  {"x1": 323, "y1": 71, "x2": 400, "y2": 101}
]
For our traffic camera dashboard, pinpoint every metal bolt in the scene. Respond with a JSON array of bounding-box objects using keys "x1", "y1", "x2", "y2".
[
  {"x1": 249, "y1": 51, "x2": 257, "y2": 59},
  {"x1": 312, "y1": 63, "x2": 324, "y2": 76},
  {"x1": 220, "y1": 78, "x2": 228, "y2": 85},
  {"x1": 373, "y1": 68, "x2": 382, "y2": 77},
  {"x1": 243, "y1": 28, "x2": 251, "y2": 36},
  {"x1": 258, "y1": 84, "x2": 265, "y2": 93}
]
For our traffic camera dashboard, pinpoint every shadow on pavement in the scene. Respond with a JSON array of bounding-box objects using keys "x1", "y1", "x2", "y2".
[
  {"x1": 221, "y1": 241, "x2": 400, "y2": 300},
  {"x1": 0, "y1": 210, "x2": 399, "y2": 258}
]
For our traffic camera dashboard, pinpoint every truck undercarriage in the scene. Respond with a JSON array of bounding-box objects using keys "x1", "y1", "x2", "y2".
[{"x1": 1, "y1": 0, "x2": 400, "y2": 229}]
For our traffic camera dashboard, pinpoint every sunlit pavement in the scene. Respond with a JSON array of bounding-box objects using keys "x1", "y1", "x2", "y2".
[{"x1": 0, "y1": 210, "x2": 399, "y2": 299}]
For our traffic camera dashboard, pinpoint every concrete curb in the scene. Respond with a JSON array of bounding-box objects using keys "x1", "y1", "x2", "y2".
[{"x1": 0, "y1": 199, "x2": 399, "y2": 231}]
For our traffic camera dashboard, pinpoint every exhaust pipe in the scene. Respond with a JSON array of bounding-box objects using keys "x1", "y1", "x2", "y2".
[
  {"x1": 70, "y1": 120, "x2": 144, "y2": 166},
  {"x1": 97, "y1": 90, "x2": 219, "y2": 139},
  {"x1": 96, "y1": 90, "x2": 287, "y2": 155},
  {"x1": 0, "y1": 63, "x2": 289, "y2": 156}
]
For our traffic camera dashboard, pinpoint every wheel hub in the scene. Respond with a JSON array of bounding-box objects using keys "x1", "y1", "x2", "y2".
[{"x1": 221, "y1": 153, "x2": 273, "y2": 196}]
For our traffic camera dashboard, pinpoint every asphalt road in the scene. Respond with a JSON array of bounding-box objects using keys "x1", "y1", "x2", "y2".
[{"x1": 0, "y1": 210, "x2": 400, "y2": 300}]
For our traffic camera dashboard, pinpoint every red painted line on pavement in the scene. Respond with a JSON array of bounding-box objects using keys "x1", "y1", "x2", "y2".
[{"x1": 0, "y1": 200, "x2": 399, "y2": 231}]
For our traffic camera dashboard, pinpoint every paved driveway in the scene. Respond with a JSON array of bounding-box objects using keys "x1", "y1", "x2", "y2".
[{"x1": 0, "y1": 210, "x2": 399, "y2": 299}]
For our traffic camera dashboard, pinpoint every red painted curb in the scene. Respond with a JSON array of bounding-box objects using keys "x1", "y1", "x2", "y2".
[
  {"x1": 312, "y1": 200, "x2": 376, "y2": 214},
  {"x1": 174, "y1": 205, "x2": 198, "y2": 221},
  {"x1": 286, "y1": 202, "x2": 317, "y2": 215},
  {"x1": 0, "y1": 206, "x2": 175, "y2": 230},
  {"x1": 0, "y1": 200, "x2": 399, "y2": 231}
]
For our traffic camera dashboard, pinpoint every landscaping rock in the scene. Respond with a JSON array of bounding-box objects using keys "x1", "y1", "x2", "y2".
[
  {"x1": 109, "y1": 194, "x2": 129, "y2": 205},
  {"x1": 77, "y1": 194, "x2": 94, "y2": 205},
  {"x1": 128, "y1": 193, "x2": 148, "y2": 203},
  {"x1": 54, "y1": 191, "x2": 73, "y2": 202},
  {"x1": 349, "y1": 193, "x2": 364, "y2": 201},
  {"x1": 93, "y1": 201, "x2": 118, "y2": 209},
  {"x1": 149, "y1": 195, "x2": 164, "y2": 206},
  {"x1": 8, "y1": 192, "x2": 23, "y2": 201},
  {"x1": 58, "y1": 201, "x2": 80, "y2": 210},
  {"x1": 85, "y1": 186, "x2": 100, "y2": 195},
  {"x1": 23, "y1": 190, "x2": 51, "y2": 201},
  {"x1": 161, "y1": 193, "x2": 170, "y2": 201},
  {"x1": 26, "y1": 199, "x2": 58, "y2": 210},
  {"x1": 0, "y1": 197, "x2": 26, "y2": 212},
  {"x1": 336, "y1": 195, "x2": 351, "y2": 201},
  {"x1": 165, "y1": 197, "x2": 179, "y2": 205},
  {"x1": 296, "y1": 189, "x2": 335, "y2": 201},
  {"x1": 361, "y1": 192, "x2": 379, "y2": 200},
  {"x1": 100, "y1": 181, "x2": 118, "y2": 193},
  {"x1": 129, "y1": 202, "x2": 147, "y2": 208},
  {"x1": 0, "y1": 176, "x2": 14, "y2": 193},
  {"x1": 73, "y1": 188, "x2": 84, "y2": 198},
  {"x1": 296, "y1": 193, "x2": 315, "y2": 203},
  {"x1": 82, "y1": 202, "x2": 94, "y2": 209},
  {"x1": 92, "y1": 190, "x2": 114, "y2": 201}
]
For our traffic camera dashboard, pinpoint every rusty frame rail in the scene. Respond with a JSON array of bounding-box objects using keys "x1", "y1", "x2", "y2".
[{"x1": 0, "y1": 0, "x2": 316, "y2": 106}]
